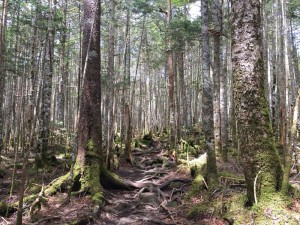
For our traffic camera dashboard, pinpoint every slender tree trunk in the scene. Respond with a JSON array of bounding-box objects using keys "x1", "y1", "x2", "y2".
[
  {"x1": 0, "y1": 0, "x2": 9, "y2": 162},
  {"x1": 212, "y1": 0, "x2": 222, "y2": 157},
  {"x1": 201, "y1": 0, "x2": 218, "y2": 186},
  {"x1": 220, "y1": 1, "x2": 229, "y2": 161},
  {"x1": 167, "y1": 0, "x2": 176, "y2": 150},
  {"x1": 105, "y1": 0, "x2": 116, "y2": 167},
  {"x1": 280, "y1": 0, "x2": 293, "y2": 194},
  {"x1": 57, "y1": 0, "x2": 68, "y2": 126}
]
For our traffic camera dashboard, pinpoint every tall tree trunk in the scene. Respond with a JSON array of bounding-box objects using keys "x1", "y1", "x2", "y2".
[
  {"x1": 37, "y1": 0, "x2": 56, "y2": 162},
  {"x1": 105, "y1": 0, "x2": 116, "y2": 167},
  {"x1": 232, "y1": 0, "x2": 282, "y2": 205},
  {"x1": 167, "y1": 0, "x2": 176, "y2": 150},
  {"x1": 212, "y1": 0, "x2": 222, "y2": 158},
  {"x1": 201, "y1": 0, "x2": 218, "y2": 186},
  {"x1": 75, "y1": 0, "x2": 103, "y2": 205},
  {"x1": 280, "y1": 0, "x2": 293, "y2": 194},
  {"x1": 0, "y1": 0, "x2": 9, "y2": 163},
  {"x1": 220, "y1": 1, "x2": 229, "y2": 161},
  {"x1": 57, "y1": 0, "x2": 68, "y2": 126}
]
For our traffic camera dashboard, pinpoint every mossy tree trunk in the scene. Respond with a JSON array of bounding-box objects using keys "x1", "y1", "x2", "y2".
[
  {"x1": 232, "y1": 0, "x2": 282, "y2": 205},
  {"x1": 75, "y1": 0, "x2": 103, "y2": 205},
  {"x1": 282, "y1": 88, "x2": 300, "y2": 194}
]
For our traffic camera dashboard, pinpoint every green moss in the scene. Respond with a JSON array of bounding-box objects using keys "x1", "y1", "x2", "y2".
[
  {"x1": 0, "y1": 201, "x2": 8, "y2": 216},
  {"x1": 23, "y1": 194, "x2": 38, "y2": 204},
  {"x1": 187, "y1": 202, "x2": 213, "y2": 218},
  {"x1": 28, "y1": 184, "x2": 42, "y2": 194},
  {"x1": 86, "y1": 139, "x2": 95, "y2": 151},
  {"x1": 45, "y1": 173, "x2": 69, "y2": 196},
  {"x1": 185, "y1": 173, "x2": 206, "y2": 199},
  {"x1": 223, "y1": 193, "x2": 252, "y2": 224},
  {"x1": 92, "y1": 192, "x2": 103, "y2": 205},
  {"x1": 72, "y1": 159, "x2": 103, "y2": 205},
  {"x1": 223, "y1": 192, "x2": 299, "y2": 225}
]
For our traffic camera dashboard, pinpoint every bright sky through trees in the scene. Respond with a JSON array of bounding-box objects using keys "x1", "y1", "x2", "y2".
[{"x1": 189, "y1": 1, "x2": 201, "y2": 19}]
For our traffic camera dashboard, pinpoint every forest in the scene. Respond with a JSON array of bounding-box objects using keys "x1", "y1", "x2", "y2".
[{"x1": 0, "y1": 0, "x2": 300, "y2": 224}]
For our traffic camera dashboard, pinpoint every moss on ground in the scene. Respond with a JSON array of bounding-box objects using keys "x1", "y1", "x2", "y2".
[
  {"x1": 185, "y1": 173, "x2": 206, "y2": 199},
  {"x1": 222, "y1": 192, "x2": 299, "y2": 224}
]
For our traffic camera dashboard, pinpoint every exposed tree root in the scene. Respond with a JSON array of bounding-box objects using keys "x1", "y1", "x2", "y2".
[
  {"x1": 29, "y1": 185, "x2": 46, "y2": 219},
  {"x1": 35, "y1": 162, "x2": 136, "y2": 212},
  {"x1": 24, "y1": 216, "x2": 60, "y2": 225}
]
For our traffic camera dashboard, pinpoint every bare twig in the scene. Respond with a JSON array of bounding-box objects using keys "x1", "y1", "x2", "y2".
[
  {"x1": 25, "y1": 216, "x2": 60, "y2": 225},
  {"x1": 160, "y1": 201, "x2": 175, "y2": 223},
  {"x1": 254, "y1": 170, "x2": 262, "y2": 205},
  {"x1": 0, "y1": 216, "x2": 8, "y2": 225}
]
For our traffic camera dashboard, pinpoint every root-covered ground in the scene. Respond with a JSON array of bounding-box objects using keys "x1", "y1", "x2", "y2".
[
  {"x1": 1, "y1": 140, "x2": 215, "y2": 225},
  {"x1": 2, "y1": 139, "x2": 300, "y2": 225}
]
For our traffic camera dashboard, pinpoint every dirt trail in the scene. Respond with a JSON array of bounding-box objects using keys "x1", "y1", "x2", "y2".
[
  {"x1": 100, "y1": 141, "x2": 192, "y2": 225},
  {"x1": 2, "y1": 141, "x2": 193, "y2": 225}
]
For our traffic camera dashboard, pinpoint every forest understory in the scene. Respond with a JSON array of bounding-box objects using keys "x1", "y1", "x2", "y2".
[{"x1": 1, "y1": 135, "x2": 300, "y2": 225}]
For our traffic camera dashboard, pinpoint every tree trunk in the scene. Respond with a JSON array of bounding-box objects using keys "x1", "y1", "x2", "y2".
[
  {"x1": 105, "y1": 0, "x2": 116, "y2": 167},
  {"x1": 212, "y1": 0, "x2": 221, "y2": 158},
  {"x1": 167, "y1": 0, "x2": 176, "y2": 150},
  {"x1": 232, "y1": 0, "x2": 282, "y2": 205},
  {"x1": 0, "y1": 0, "x2": 9, "y2": 163},
  {"x1": 37, "y1": 0, "x2": 56, "y2": 162},
  {"x1": 73, "y1": 0, "x2": 103, "y2": 205},
  {"x1": 201, "y1": 0, "x2": 218, "y2": 187},
  {"x1": 57, "y1": 0, "x2": 68, "y2": 126}
]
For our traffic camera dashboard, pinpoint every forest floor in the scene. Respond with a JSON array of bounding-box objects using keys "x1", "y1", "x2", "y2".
[
  {"x1": 1, "y1": 138, "x2": 300, "y2": 224},
  {"x1": 0, "y1": 138, "x2": 224, "y2": 225}
]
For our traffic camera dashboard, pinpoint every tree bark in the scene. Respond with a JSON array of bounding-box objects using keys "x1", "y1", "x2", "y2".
[
  {"x1": 167, "y1": 0, "x2": 176, "y2": 150},
  {"x1": 75, "y1": 0, "x2": 103, "y2": 205},
  {"x1": 232, "y1": 0, "x2": 282, "y2": 205},
  {"x1": 212, "y1": 0, "x2": 221, "y2": 158},
  {"x1": 37, "y1": 0, "x2": 56, "y2": 161},
  {"x1": 0, "y1": 0, "x2": 9, "y2": 163},
  {"x1": 201, "y1": 0, "x2": 218, "y2": 187}
]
